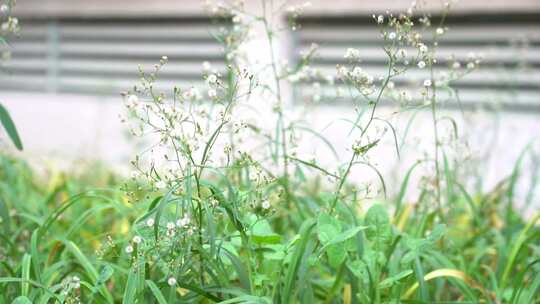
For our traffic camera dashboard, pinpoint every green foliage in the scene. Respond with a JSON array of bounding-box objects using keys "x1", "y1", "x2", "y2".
[{"x1": 0, "y1": 1, "x2": 539, "y2": 303}]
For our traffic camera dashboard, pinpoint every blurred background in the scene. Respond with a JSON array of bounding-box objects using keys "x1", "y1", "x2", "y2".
[{"x1": 1, "y1": 0, "x2": 539, "y2": 202}]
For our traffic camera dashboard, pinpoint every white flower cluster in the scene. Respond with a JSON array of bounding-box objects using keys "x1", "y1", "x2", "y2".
[
  {"x1": 123, "y1": 61, "x2": 255, "y2": 199},
  {"x1": 338, "y1": 65, "x2": 375, "y2": 96},
  {"x1": 344, "y1": 48, "x2": 361, "y2": 61},
  {"x1": 1, "y1": 1, "x2": 19, "y2": 43}
]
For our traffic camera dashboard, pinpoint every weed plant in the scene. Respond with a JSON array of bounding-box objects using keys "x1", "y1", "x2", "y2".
[{"x1": 0, "y1": 1, "x2": 539, "y2": 303}]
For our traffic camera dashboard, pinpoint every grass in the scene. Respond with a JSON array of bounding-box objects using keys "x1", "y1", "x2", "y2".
[
  {"x1": 0, "y1": 149, "x2": 538, "y2": 303},
  {"x1": 1, "y1": 1, "x2": 540, "y2": 303}
]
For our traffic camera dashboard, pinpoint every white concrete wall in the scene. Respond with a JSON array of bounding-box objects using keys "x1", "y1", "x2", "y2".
[{"x1": 2, "y1": 0, "x2": 539, "y2": 207}]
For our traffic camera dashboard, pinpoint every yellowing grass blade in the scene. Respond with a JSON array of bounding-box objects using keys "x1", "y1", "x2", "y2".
[
  {"x1": 403, "y1": 268, "x2": 469, "y2": 299},
  {"x1": 395, "y1": 203, "x2": 414, "y2": 231},
  {"x1": 343, "y1": 284, "x2": 351, "y2": 304}
]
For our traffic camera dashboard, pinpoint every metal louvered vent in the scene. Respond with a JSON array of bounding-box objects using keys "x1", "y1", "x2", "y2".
[
  {"x1": 0, "y1": 17, "x2": 228, "y2": 95},
  {"x1": 293, "y1": 13, "x2": 540, "y2": 112}
]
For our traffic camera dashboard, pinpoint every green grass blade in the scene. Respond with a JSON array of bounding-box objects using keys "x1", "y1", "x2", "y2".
[
  {"x1": 0, "y1": 103, "x2": 23, "y2": 150},
  {"x1": 123, "y1": 269, "x2": 137, "y2": 304},
  {"x1": 146, "y1": 280, "x2": 168, "y2": 304},
  {"x1": 21, "y1": 254, "x2": 31, "y2": 297},
  {"x1": 64, "y1": 240, "x2": 114, "y2": 303},
  {"x1": 281, "y1": 219, "x2": 316, "y2": 304},
  {"x1": 413, "y1": 256, "x2": 429, "y2": 302},
  {"x1": 500, "y1": 213, "x2": 540, "y2": 288}
]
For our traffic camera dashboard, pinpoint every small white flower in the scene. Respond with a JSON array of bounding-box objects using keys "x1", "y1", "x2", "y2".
[
  {"x1": 156, "y1": 180, "x2": 167, "y2": 189},
  {"x1": 125, "y1": 245, "x2": 134, "y2": 254},
  {"x1": 132, "y1": 235, "x2": 142, "y2": 244},
  {"x1": 352, "y1": 66, "x2": 363, "y2": 78},
  {"x1": 417, "y1": 61, "x2": 426, "y2": 69},
  {"x1": 365, "y1": 74, "x2": 374, "y2": 84},
  {"x1": 419, "y1": 43, "x2": 428, "y2": 54},
  {"x1": 261, "y1": 200, "x2": 271, "y2": 210},
  {"x1": 71, "y1": 276, "x2": 81, "y2": 289},
  {"x1": 126, "y1": 94, "x2": 138, "y2": 106},
  {"x1": 388, "y1": 32, "x2": 396, "y2": 40},
  {"x1": 208, "y1": 89, "x2": 217, "y2": 98},
  {"x1": 400, "y1": 90, "x2": 412, "y2": 102},
  {"x1": 130, "y1": 171, "x2": 140, "y2": 179},
  {"x1": 337, "y1": 66, "x2": 349, "y2": 78},
  {"x1": 146, "y1": 218, "x2": 155, "y2": 227},
  {"x1": 377, "y1": 15, "x2": 384, "y2": 24},
  {"x1": 207, "y1": 74, "x2": 217, "y2": 84},
  {"x1": 176, "y1": 215, "x2": 190, "y2": 228},
  {"x1": 202, "y1": 61, "x2": 212, "y2": 71},
  {"x1": 452, "y1": 62, "x2": 461, "y2": 69},
  {"x1": 0, "y1": 4, "x2": 9, "y2": 14},
  {"x1": 161, "y1": 55, "x2": 168, "y2": 61},
  {"x1": 183, "y1": 87, "x2": 200, "y2": 100},
  {"x1": 436, "y1": 27, "x2": 444, "y2": 35},
  {"x1": 167, "y1": 222, "x2": 175, "y2": 230},
  {"x1": 344, "y1": 48, "x2": 361, "y2": 60},
  {"x1": 232, "y1": 15, "x2": 242, "y2": 23},
  {"x1": 467, "y1": 62, "x2": 475, "y2": 69},
  {"x1": 167, "y1": 277, "x2": 177, "y2": 286},
  {"x1": 423, "y1": 79, "x2": 432, "y2": 87},
  {"x1": 397, "y1": 49, "x2": 407, "y2": 59}
]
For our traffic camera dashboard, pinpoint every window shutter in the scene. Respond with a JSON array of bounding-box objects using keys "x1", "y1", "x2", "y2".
[
  {"x1": 1, "y1": 17, "x2": 227, "y2": 95},
  {"x1": 294, "y1": 14, "x2": 540, "y2": 112}
]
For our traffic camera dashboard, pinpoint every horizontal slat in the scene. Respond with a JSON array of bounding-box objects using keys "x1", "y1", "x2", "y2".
[
  {"x1": 0, "y1": 75, "x2": 47, "y2": 90},
  {"x1": 1, "y1": 18, "x2": 228, "y2": 96},
  {"x1": 298, "y1": 25, "x2": 540, "y2": 43},
  {"x1": 296, "y1": 66, "x2": 540, "y2": 88},
  {"x1": 59, "y1": 23, "x2": 224, "y2": 40},
  {"x1": 59, "y1": 42, "x2": 223, "y2": 57},
  {"x1": 294, "y1": 16, "x2": 540, "y2": 110},
  {"x1": 298, "y1": 45, "x2": 540, "y2": 63},
  {"x1": 57, "y1": 60, "x2": 226, "y2": 75},
  {"x1": 296, "y1": 84, "x2": 540, "y2": 105},
  {"x1": 58, "y1": 77, "x2": 207, "y2": 95},
  {"x1": 2, "y1": 58, "x2": 48, "y2": 70}
]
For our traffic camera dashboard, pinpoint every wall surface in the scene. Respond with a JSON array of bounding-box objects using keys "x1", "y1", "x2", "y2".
[
  {"x1": 13, "y1": 0, "x2": 540, "y2": 17},
  {"x1": 2, "y1": 0, "x2": 540, "y2": 207}
]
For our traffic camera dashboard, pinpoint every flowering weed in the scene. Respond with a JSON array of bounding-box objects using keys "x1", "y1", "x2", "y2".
[{"x1": 0, "y1": 1, "x2": 539, "y2": 303}]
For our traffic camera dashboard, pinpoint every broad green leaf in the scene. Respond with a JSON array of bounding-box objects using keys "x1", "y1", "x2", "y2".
[
  {"x1": 320, "y1": 226, "x2": 367, "y2": 251},
  {"x1": 250, "y1": 220, "x2": 282, "y2": 245},
  {"x1": 317, "y1": 213, "x2": 340, "y2": 245},
  {"x1": 327, "y1": 243, "x2": 346, "y2": 268},
  {"x1": 11, "y1": 296, "x2": 32, "y2": 304},
  {"x1": 365, "y1": 204, "x2": 392, "y2": 251}
]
